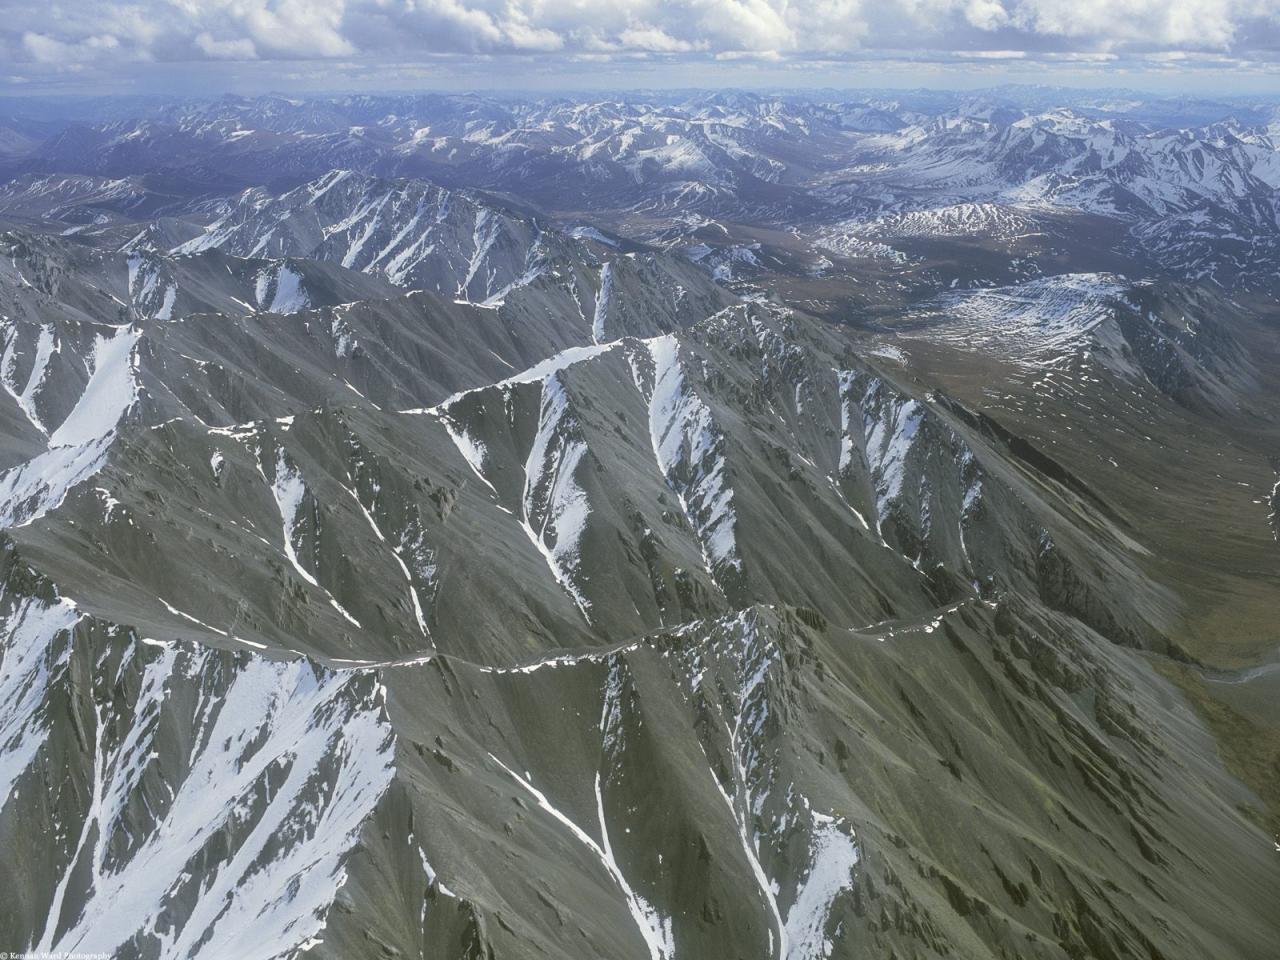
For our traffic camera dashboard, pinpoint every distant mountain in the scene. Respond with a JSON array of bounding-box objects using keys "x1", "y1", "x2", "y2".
[{"x1": 5, "y1": 92, "x2": 1278, "y2": 290}]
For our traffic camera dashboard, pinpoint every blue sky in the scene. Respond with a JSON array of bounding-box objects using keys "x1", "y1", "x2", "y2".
[{"x1": 3, "y1": 1, "x2": 1279, "y2": 95}]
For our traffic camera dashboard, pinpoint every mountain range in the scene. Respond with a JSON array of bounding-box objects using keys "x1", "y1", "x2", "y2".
[{"x1": 0, "y1": 88, "x2": 1277, "y2": 960}]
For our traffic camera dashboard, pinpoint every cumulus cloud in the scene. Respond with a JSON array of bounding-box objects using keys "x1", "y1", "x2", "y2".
[
  {"x1": 1009, "y1": 0, "x2": 1262, "y2": 48},
  {"x1": 194, "y1": 32, "x2": 258, "y2": 60},
  {"x1": 618, "y1": 25, "x2": 704, "y2": 53},
  {"x1": 2, "y1": 0, "x2": 1279, "y2": 72},
  {"x1": 22, "y1": 31, "x2": 126, "y2": 64},
  {"x1": 963, "y1": 0, "x2": 1011, "y2": 31}
]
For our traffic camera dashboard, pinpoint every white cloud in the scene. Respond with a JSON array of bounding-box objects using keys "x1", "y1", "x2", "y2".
[
  {"x1": 1009, "y1": 0, "x2": 1274, "y2": 49},
  {"x1": 964, "y1": 0, "x2": 1010, "y2": 30},
  {"x1": 195, "y1": 32, "x2": 258, "y2": 59},
  {"x1": 500, "y1": 9, "x2": 565, "y2": 51},
  {"x1": 4, "y1": 0, "x2": 1280, "y2": 70},
  {"x1": 618, "y1": 25, "x2": 702, "y2": 52},
  {"x1": 714, "y1": 48, "x2": 784, "y2": 60},
  {"x1": 235, "y1": 0, "x2": 355, "y2": 57},
  {"x1": 22, "y1": 31, "x2": 124, "y2": 64}
]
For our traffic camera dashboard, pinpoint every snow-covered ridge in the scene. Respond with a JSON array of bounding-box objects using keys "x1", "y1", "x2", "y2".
[
  {"x1": 0, "y1": 174, "x2": 151, "y2": 221},
  {"x1": 11, "y1": 94, "x2": 1280, "y2": 289},
  {"x1": 831, "y1": 202, "x2": 1041, "y2": 243},
  {"x1": 171, "y1": 170, "x2": 560, "y2": 304},
  {"x1": 0, "y1": 534, "x2": 397, "y2": 960}
]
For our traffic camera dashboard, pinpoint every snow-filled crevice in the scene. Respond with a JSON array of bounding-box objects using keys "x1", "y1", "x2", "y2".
[
  {"x1": 255, "y1": 263, "x2": 310, "y2": 315},
  {"x1": 861, "y1": 379, "x2": 924, "y2": 526},
  {"x1": 702, "y1": 612, "x2": 788, "y2": 960},
  {"x1": 681, "y1": 610, "x2": 862, "y2": 960},
  {"x1": 783, "y1": 810, "x2": 860, "y2": 960},
  {"x1": 341, "y1": 441, "x2": 435, "y2": 639}
]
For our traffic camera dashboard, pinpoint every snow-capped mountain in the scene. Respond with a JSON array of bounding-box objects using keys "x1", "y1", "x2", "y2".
[
  {"x1": 0, "y1": 90, "x2": 1278, "y2": 960},
  {"x1": 173, "y1": 169, "x2": 587, "y2": 302},
  {"x1": 6, "y1": 91, "x2": 1278, "y2": 290}
]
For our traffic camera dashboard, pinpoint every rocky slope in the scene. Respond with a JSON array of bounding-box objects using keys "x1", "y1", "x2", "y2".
[{"x1": 0, "y1": 95, "x2": 1278, "y2": 960}]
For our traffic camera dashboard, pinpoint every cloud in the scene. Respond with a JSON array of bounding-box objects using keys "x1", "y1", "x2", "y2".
[
  {"x1": 963, "y1": 0, "x2": 1011, "y2": 30},
  {"x1": 194, "y1": 32, "x2": 258, "y2": 60},
  {"x1": 3, "y1": 0, "x2": 1280, "y2": 73},
  {"x1": 234, "y1": 0, "x2": 355, "y2": 58},
  {"x1": 1007, "y1": 0, "x2": 1279, "y2": 49},
  {"x1": 618, "y1": 25, "x2": 703, "y2": 53},
  {"x1": 22, "y1": 31, "x2": 123, "y2": 64},
  {"x1": 500, "y1": 9, "x2": 565, "y2": 51},
  {"x1": 714, "y1": 48, "x2": 785, "y2": 60}
]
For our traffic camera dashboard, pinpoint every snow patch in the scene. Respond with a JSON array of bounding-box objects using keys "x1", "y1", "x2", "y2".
[
  {"x1": 521, "y1": 373, "x2": 593, "y2": 619},
  {"x1": 49, "y1": 324, "x2": 140, "y2": 448},
  {"x1": 0, "y1": 593, "x2": 80, "y2": 810},
  {"x1": 39, "y1": 643, "x2": 395, "y2": 959},
  {"x1": 592, "y1": 261, "x2": 613, "y2": 344},
  {"x1": 642, "y1": 335, "x2": 740, "y2": 580},
  {"x1": 785, "y1": 811, "x2": 860, "y2": 959},
  {"x1": 270, "y1": 448, "x2": 362, "y2": 628}
]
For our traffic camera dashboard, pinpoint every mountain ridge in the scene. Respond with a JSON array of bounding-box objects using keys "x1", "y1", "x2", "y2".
[{"x1": 0, "y1": 90, "x2": 1277, "y2": 960}]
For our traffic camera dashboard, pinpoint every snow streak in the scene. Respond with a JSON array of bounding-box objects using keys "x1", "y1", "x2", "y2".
[
  {"x1": 521, "y1": 373, "x2": 593, "y2": 619},
  {"x1": 488, "y1": 752, "x2": 670, "y2": 960},
  {"x1": 38, "y1": 643, "x2": 394, "y2": 959},
  {"x1": 0, "y1": 323, "x2": 140, "y2": 528},
  {"x1": 642, "y1": 335, "x2": 740, "y2": 580},
  {"x1": 270, "y1": 447, "x2": 362, "y2": 628}
]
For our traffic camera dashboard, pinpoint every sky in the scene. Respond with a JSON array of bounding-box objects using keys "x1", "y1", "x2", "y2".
[{"x1": 2, "y1": 0, "x2": 1280, "y2": 96}]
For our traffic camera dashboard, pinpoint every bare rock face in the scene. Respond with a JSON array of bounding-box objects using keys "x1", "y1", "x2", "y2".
[{"x1": 0, "y1": 90, "x2": 1277, "y2": 960}]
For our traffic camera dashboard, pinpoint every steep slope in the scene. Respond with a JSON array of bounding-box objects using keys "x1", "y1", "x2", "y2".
[
  {"x1": 0, "y1": 91, "x2": 1278, "y2": 960},
  {"x1": 1, "y1": 251, "x2": 1276, "y2": 959}
]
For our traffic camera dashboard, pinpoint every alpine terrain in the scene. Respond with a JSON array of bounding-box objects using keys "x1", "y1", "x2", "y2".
[{"x1": 0, "y1": 88, "x2": 1278, "y2": 960}]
